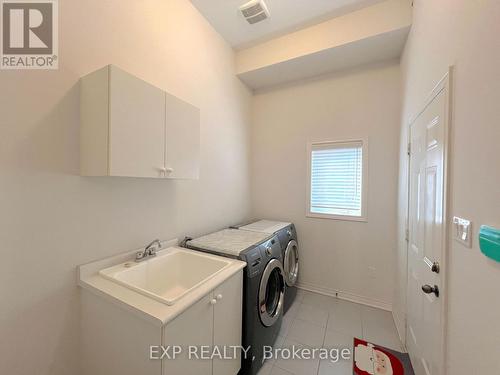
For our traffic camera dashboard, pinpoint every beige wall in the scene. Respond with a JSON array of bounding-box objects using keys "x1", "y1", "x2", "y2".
[
  {"x1": 251, "y1": 62, "x2": 401, "y2": 309},
  {"x1": 0, "y1": 1, "x2": 252, "y2": 374},
  {"x1": 393, "y1": 0, "x2": 500, "y2": 373}
]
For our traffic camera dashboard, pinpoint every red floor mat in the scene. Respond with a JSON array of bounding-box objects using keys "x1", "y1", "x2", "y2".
[{"x1": 353, "y1": 338, "x2": 414, "y2": 375}]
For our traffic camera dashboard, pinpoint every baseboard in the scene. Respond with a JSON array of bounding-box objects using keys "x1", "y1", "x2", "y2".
[
  {"x1": 392, "y1": 309, "x2": 407, "y2": 350},
  {"x1": 296, "y1": 281, "x2": 393, "y2": 312}
]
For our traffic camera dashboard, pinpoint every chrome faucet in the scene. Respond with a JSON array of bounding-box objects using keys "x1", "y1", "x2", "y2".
[{"x1": 135, "y1": 239, "x2": 162, "y2": 262}]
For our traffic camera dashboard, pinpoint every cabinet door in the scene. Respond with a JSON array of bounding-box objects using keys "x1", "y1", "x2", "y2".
[
  {"x1": 109, "y1": 66, "x2": 165, "y2": 177},
  {"x1": 213, "y1": 272, "x2": 243, "y2": 375},
  {"x1": 163, "y1": 294, "x2": 213, "y2": 375},
  {"x1": 165, "y1": 93, "x2": 200, "y2": 179}
]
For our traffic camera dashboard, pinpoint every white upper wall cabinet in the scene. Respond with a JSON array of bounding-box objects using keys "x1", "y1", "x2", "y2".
[
  {"x1": 80, "y1": 65, "x2": 200, "y2": 179},
  {"x1": 165, "y1": 92, "x2": 200, "y2": 180},
  {"x1": 109, "y1": 66, "x2": 166, "y2": 178}
]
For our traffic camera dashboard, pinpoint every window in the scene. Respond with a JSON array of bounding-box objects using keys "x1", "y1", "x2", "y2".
[{"x1": 307, "y1": 140, "x2": 367, "y2": 221}]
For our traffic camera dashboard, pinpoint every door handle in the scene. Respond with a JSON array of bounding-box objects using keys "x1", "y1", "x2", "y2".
[{"x1": 422, "y1": 284, "x2": 439, "y2": 297}]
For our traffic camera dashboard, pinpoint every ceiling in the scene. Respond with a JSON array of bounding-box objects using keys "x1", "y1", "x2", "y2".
[
  {"x1": 237, "y1": 27, "x2": 410, "y2": 91},
  {"x1": 190, "y1": 0, "x2": 387, "y2": 49}
]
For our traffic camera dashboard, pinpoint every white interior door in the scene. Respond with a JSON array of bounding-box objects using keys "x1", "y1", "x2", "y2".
[{"x1": 406, "y1": 76, "x2": 449, "y2": 375}]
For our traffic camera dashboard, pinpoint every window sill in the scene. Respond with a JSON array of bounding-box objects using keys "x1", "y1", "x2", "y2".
[{"x1": 306, "y1": 212, "x2": 368, "y2": 222}]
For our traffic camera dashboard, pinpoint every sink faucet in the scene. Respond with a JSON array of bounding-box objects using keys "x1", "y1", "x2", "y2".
[{"x1": 136, "y1": 239, "x2": 162, "y2": 262}]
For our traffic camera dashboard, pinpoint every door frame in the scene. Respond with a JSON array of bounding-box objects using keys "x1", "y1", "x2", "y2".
[{"x1": 404, "y1": 67, "x2": 453, "y2": 375}]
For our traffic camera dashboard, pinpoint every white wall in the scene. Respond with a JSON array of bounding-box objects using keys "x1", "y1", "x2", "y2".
[
  {"x1": 393, "y1": 0, "x2": 500, "y2": 373},
  {"x1": 251, "y1": 62, "x2": 401, "y2": 309},
  {"x1": 0, "y1": 1, "x2": 252, "y2": 374}
]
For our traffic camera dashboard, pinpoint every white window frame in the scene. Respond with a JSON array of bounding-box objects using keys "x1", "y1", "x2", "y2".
[{"x1": 306, "y1": 139, "x2": 368, "y2": 222}]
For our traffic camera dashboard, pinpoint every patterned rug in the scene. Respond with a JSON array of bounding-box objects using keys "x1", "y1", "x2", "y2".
[{"x1": 353, "y1": 338, "x2": 415, "y2": 375}]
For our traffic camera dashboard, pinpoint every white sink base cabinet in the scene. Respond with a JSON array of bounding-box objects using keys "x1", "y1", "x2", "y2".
[{"x1": 81, "y1": 271, "x2": 243, "y2": 375}]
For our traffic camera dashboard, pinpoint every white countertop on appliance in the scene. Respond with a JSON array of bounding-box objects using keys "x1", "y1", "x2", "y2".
[
  {"x1": 239, "y1": 220, "x2": 291, "y2": 234},
  {"x1": 187, "y1": 228, "x2": 271, "y2": 256}
]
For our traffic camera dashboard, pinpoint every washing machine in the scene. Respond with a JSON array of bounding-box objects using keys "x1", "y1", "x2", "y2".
[
  {"x1": 233, "y1": 220, "x2": 299, "y2": 314},
  {"x1": 184, "y1": 228, "x2": 285, "y2": 375}
]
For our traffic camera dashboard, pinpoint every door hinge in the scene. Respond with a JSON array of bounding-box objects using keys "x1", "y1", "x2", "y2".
[
  {"x1": 405, "y1": 228, "x2": 409, "y2": 242},
  {"x1": 407, "y1": 142, "x2": 411, "y2": 156}
]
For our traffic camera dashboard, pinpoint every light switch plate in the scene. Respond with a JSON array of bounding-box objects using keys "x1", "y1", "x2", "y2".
[{"x1": 453, "y1": 216, "x2": 472, "y2": 248}]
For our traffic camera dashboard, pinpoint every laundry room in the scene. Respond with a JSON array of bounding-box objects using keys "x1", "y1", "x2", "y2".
[{"x1": 1, "y1": 1, "x2": 499, "y2": 375}]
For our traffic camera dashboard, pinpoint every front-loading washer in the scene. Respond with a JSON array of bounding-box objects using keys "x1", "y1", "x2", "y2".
[
  {"x1": 184, "y1": 228, "x2": 285, "y2": 375},
  {"x1": 233, "y1": 220, "x2": 299, "y2": 314}
]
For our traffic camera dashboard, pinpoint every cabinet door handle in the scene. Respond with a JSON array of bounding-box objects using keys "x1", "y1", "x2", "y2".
[
  {"x1": 216, "y1": 294, "x2": 223, "y2": 300},
  {"x1": 210, "y1": 299, "x2": 217, "y2": 305}
]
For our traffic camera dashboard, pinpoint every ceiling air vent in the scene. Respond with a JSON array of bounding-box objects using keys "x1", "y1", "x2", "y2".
[{"x1": 239, "y1": 0, "x2": 270, "y2": 25}]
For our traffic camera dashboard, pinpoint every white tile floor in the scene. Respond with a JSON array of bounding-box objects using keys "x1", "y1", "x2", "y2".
[{"x1": 257, "y1": 289, "x2": 404, "y2": 375}]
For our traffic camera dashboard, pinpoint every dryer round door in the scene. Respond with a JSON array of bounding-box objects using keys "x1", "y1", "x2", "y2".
[
  {"x1": 284, "y1": 240, "x2": 299, "y2": 287},
  {"x1": 258, "y1": 258, "x2": 285, "y2": 327}
]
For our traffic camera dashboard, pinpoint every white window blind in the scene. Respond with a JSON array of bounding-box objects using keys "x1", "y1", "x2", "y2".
[{"x1": 309, "y1": 141, "x2": 364, "y2": 218}]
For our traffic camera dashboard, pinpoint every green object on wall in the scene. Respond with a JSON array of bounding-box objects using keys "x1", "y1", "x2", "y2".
[{"x1": 479, "y1": 225, "x2": 500, "y2": 262}]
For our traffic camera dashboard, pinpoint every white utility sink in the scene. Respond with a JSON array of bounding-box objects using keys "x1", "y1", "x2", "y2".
[{"x1": 99, "y1": 248, "x2": 231, "y2": 305}]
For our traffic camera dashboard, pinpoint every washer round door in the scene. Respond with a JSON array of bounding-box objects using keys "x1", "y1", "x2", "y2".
[
  {"x1": 284, "y1": 240, "x2": 299, "y2": 287},
  {"x1": 259, "y1": 258, "x2": 285, "y2": 327}
]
